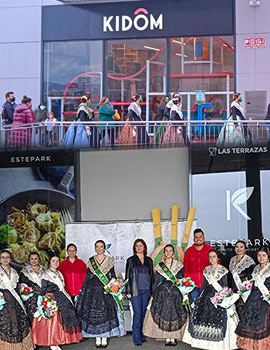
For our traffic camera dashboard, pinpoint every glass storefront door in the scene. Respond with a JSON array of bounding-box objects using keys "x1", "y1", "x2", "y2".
[{"x1": 44, "y1": 40, "x2": 103, "y2": 120}]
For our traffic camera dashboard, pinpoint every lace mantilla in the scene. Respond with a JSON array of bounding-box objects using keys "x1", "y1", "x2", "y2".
[
  {"x1": 155, "y1": 259, "x2": 183, "y2": 281},
  {"x1": 229, "y1": 254, "x2": 255, "y2": 275},
  {"x1": 252, "y1": 263, "x2": 270, "y2": 284},
  {"x1": 21, "y1": 265, "x2": 46, "y2": 287},
  {"x1": 0, "y1": 266, "x2": 25, "y2": 312},
  {"x1": 0, "y1": 266, "x2": 18, "y2": 289},
  {"x1": 87, "y1": 255, "x2": 114, "y2": 276},
  {"x1": 203, "y1": 265, "x2": 228, "y2": 284}
]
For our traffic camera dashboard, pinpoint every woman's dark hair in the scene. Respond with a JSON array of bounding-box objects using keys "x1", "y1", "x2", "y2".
[
  {"x1": 81, "y1": 95, "x2": 88, "y2": 104},
  {"x1": 235, "y1": 240, "x2": 247, "y2": 249},
  {"x1": 164, "y1": 244, "x2": 175, "y2": 253},
  {"x1": 172, "y1": 92, "x2": 180, "y2": 98},
  {"x1": 233, "y1": 92, "x2": 241, "y2": 101},
  {"x1": 49, "y1": 254, "x2": 60, "y2": 264},
  {"x1": 133, "y1": 238, "x2": 147, "y2": 256},
  {"x1": 67, "y1": 243, "x2": 77, "y2": 251},
  {"x1": 22, "y1": 95, "x2": 32, "y2": 104},
  {"x1": 257, "y1": 246, "x2": 270, "y2": 257},
  {"x1": 208, "y1": 248, "x2": 219, "y2": 258},
  {"x1": 95, "y1": 240, "x2": 106, "y2": 250},
  {"x1": 38, "y1": 103, "x2": 46, "y2": 109},
  {"x1": 0, "y1": 249, "x2": 12, "y2": 259},
  {"x1": 97, "y1": 96, "x2": 108, "y2": 107},
  {"x1": 29, "y1": 252, "x2": 40, "y2": 260},
  {"x1": 172, "y1": 96, "x2": 181, "y2": 104},
  {"x1": 131, "y1": 94, "x2": 141, "y2": 102}
]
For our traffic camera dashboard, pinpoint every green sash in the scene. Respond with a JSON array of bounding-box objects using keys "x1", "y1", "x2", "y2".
[
  {"x1": 159, "y1": 261, "x2": 179, "y2": 285},
  {"x1": 90, "y1": 257, "x2": 125, "y2": 320}
]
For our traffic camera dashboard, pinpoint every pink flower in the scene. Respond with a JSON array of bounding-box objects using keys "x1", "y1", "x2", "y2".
[
  {"x1": 212, "y1": 295, "x2": 220, "y2": 303},
  {"x1": 246, "y1": 283, "x2": 253, "y2": 290}
]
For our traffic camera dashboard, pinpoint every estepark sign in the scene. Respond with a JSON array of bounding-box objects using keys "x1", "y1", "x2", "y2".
[{"x1": 103, "y1": 8, "x2": 163, "y2": 32}]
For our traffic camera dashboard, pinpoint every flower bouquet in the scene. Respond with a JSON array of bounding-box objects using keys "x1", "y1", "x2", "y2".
[
  {"x1": 19, "y1": 283, "x2": 34, "y2": 301},
  {"x1": 104, "y1": 275, "x2": 128, "y2": 301},
  {"x1": 104, "y1": 275, "x2": 128, "y2": 320},
  {"x1": 211, "y1": 288, "x2": 239, "y2": 319},
  {"x1": 177, "y1": 277, "x2": 196, "y2": 311},
  {"x1": 0, "y1": 292, "x2": 6, "y2": 311},
  {"x1": 34, "y1": 295, "x2": 58, "y2": 321},
  {"x1": 238, "y1": 280, "x2": 253, "y2": 302}
]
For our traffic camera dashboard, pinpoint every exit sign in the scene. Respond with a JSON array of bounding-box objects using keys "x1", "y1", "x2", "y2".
[{"x1": 245, "y1": 38, "x2": 266, "y2": 48}]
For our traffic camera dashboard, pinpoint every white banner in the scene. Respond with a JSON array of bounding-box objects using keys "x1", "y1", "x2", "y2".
[{"x1": 66, "y1": 220, "x2": 197, "y2": 274}]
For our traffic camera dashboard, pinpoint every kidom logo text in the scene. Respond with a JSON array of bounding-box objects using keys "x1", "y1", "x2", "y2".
[{"x1": 103, "y1": 8, "x2": 163, "y2": 32}]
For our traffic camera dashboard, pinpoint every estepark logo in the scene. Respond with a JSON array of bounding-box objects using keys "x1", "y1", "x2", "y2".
[
  {"x1": 226, "y1": 187, "x2": 254, "y2": 221},
  {"x1": 208, "y1": 146, "x2": 268, "y2": 156},
  {"x1": 103, "y1": 8, "x2": 163, "y2": 32}
]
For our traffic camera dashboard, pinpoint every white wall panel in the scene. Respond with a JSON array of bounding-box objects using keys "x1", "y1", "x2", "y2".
[
  {"x1": 26, "y1": 6, "x2": 41, "y2": 42},
  {"x1": 10, "y1": 7, "x2": 27, "y2": 42},
  {"x1": 0, "y1": 79, "x2": 11, "y2": 100},
  {"x1": 0, "y1": 8, "x2": 11, "y2": 42},
  {"x1": 0, "y1": 44, "x2": 10, "y2": 79}
]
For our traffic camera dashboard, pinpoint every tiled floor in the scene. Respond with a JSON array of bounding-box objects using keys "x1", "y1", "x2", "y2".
[{"x1": 38, "y1": 334, "x2": 197, "y2": 349}]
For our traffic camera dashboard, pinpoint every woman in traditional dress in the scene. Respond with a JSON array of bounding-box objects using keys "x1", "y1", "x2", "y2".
[
  {"x1": 216, "y1": 92, "x2": 248, "y2": 147},
  {"x1": 19, "y1": 252, "x2": 46, "y2": 324},
  {"x1": 183, "y1": 249, "x2": 238, "y2": 350},
  {"x1": 161, "y1": 95, "x2": 185, "y2": 146},
  {"x1": 143, "y1": 244, "x2": 187, "y2": 346},
  {"x1": 228, "y1": 240, "x2": 255, "y2": 317},
  {"x1": 236, "y1": 247, "x2": 270, "y2": 350},
  {"x1": 0, "y1": 249, "x2": 34, "y2": 350},
  {"x1": 31, "y1": 254, "x2": 82, "y2": 350},
  {"x1": 128, "y1": 94, "x2": 149, "y2": 146},
  {"x1": 76, "y1": 240, "x2": 125, "y2": 348},
  {"x1": 125, "y1": 238, "x2": 154, "y2": 346}
]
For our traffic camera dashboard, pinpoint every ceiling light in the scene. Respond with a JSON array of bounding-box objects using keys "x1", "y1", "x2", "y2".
[
  {"x1": 249, "y1": 0, "x2": 260, "y2": 6},
  {"x1": 176, "y1": 53, "x2": 188, "y2": 57},
  {"x1": 172, "y1": 40, "x2": 183, "y2": 45},
  {"x1": 144, "y1": 46, "x2": 160, "y2": 51}
]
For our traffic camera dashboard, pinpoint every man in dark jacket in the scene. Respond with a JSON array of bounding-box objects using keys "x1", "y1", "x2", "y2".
[{"x1": 1, "y1": 91, "x2": 17, "y2": 124}]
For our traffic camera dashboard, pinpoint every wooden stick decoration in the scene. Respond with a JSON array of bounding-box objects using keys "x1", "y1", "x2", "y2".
[
  {"x1": 181, "y1": 207, "x2": 196, "y2": 252},
  {"x1": 152, "y1": 208, "x2": 162, "y2": 248},
  {"x1": 171, "y1": 205, "x2": 179, "y2": 260}
]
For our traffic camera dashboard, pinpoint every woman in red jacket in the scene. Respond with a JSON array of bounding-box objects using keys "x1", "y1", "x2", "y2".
[
  {"x1": 9, "y1": 95, "x2": 35, "y2": 147},
  {"x1": 58, "y1": 243, "x2": 87, "y2": 303}
]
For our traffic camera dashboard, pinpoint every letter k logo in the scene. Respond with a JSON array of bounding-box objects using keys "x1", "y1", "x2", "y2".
[{"x1": 226, "y1": 187, "x2": 254, "y2": 221}]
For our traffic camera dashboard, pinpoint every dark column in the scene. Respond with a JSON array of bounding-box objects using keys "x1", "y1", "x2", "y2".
[
  {"x1": 245, "y1": 156, "x2": 263, "y2": 241},
  {"x1": 166, "y1": 37, "x2": 171, "y2": 96}
]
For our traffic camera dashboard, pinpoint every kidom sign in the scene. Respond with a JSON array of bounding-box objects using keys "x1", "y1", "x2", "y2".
[{"x1": 103, "y1": 8, "x2": 163, "y2": 32}]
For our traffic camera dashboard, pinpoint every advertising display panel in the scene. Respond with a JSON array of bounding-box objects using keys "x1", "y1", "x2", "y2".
[{"x1": 0, "y1": 150, "x2": 76, "y2": 267}]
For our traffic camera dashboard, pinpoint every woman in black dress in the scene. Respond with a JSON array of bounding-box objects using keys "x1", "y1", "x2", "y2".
[
  {"x1": 19, "y1": 252, "x2": 46, "y2": 325},
  {"x1": 183, "y1": 249, "x2": 238, "y2": 350},
  {"x1": 228, "y1": 240, "x2": 255, "y2": 317},
  {"x1": 125, "y1": 239, "x2": 154, "y2": 346},
  {"x1": 128, "y1": 95, "x2": 149, "y2": 146},
  {"x1": 76, "y1": 240, "x2": 125, "y2": 348},
  {"x1": 0, "y1": 249, "x2": 34, "y2": 350},
  {"x1": 143, "y1": 244, "x2": 187, "y2": 346},
  {"x1": 236, "y1": 247, "x2": 270, "y2": 350}
]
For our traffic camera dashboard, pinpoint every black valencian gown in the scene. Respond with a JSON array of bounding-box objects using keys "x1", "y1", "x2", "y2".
[
  {"x1": 183, "y1": 264, "x2": 238, "y2": 350},
  {"x1": 236, "y1": 263, "x2": 270, "y2": 350},
  {"x1": 76, "y1": 255, "x2": 125, "y2": 338},
  {"x1": 228, "y1": 254, "x2": 255, "y2": 317},
  {"x1": 143, "y1": 259, "x2": 187, "y2": 339}
]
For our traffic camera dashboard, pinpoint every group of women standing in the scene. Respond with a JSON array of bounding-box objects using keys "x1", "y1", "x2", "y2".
[{"x1": 1, "y1": 239, "x2": 270, "y2": 350}]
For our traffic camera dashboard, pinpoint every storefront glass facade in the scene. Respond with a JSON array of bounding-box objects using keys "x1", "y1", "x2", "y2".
[{"x1": 42, "y1": 0, "x2": 234, "y2": 120}]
